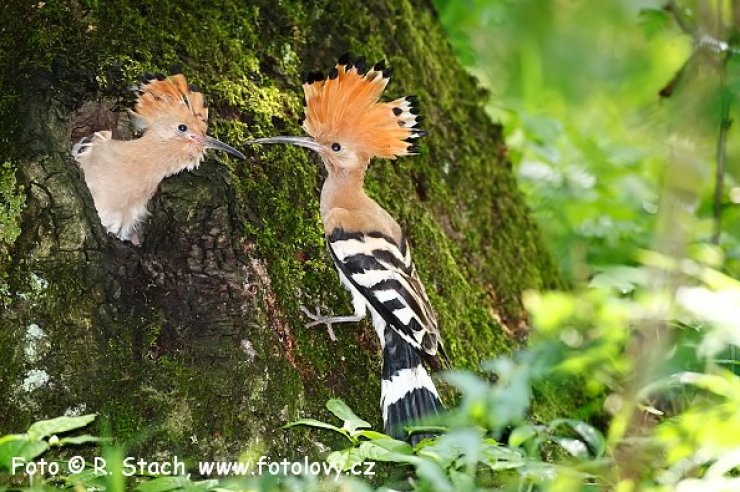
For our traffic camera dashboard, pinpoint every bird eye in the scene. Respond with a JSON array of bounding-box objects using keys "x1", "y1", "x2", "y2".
[
  {"x1": 331, "y1": 143, "x2": 341, "y2": 152},
  {"x1": 177, "y1": 124, "x2": 188, "y2": 132}
]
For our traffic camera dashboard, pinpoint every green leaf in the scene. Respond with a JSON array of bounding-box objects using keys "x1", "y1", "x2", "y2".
[
  {"x1": 403, "y1": 425, "x2": 448, "y2": 435},
  {"x1": 414, "y1": 460, "x2": 454, "y2": 492},
  {"x1": 27, "y1": 414, "x2": 97, "y2": 440},
  {"x1": 589, "y1": 266, "x2": 649, "y2": 293},
  {"x1": 326, "y1": 447, "x2": 367, "y2": 471},
  {"x1": 480, "y1": 444, "x2": 526, "y2": 470},
  {"x1": 0, "y1": 434, "x2": 26, "y2": 447},
  {"x1": 57, "y1": 434, "x2": 101, "y2": 446},
  {"x1": 417, "y1": 429, "x2": 484, "y2": 469},
  {"x1": 326, "y1": 399, "x2": 371, "y2": 431},
  {"x1": 136, "y1": 476, "x2": 186, "y2": 492},
  {"x1": 354, "y1": 430, "x2": 388, "y2": 440},
  {"x1": 58, "y1": 468, "x2": 108, "y2": 488},
  {"x1": 549, "y1": 419, "x2": 606, "y2": 457},
  {"x1": 283, "y1": 418, "x2": 343, "y2": 433},
  {"x1": 357, "y1": 438, "x2": 414, "y2": 462},
  {"x1": 520, "y1": 461, "x2": 561, "y2": 482},
  {"x1": 449, "y1": 469, "x2": 476, "y2": 490},
  {"x1": 509, "y1": 424, "x2": 538, "y2": 447},
  {"x1": 484, "y1": 459, "x2": 527, "y2": 471},
  {"x1": 550, "y1": 436, "x2": 590, "y2": 458},
  {"x1": 135, "y1": 476, "x2": 217, "y2": 492},
  {"x1": 640, "y1": 372, "x2": 737, "y2": 398},
  {"x1": 0, "y1": 439, "x2": 49, "y2": 471},
  {"x1": 442, "y1": 372, "x2": 489, "y2": 396}
]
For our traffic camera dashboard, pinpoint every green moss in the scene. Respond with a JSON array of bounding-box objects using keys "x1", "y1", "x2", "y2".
[
  {"x1": 0, "y1": 161, "x2": 25, "y2": 305},
  {"x1": 0, "y1": 161, "x2": 23, "y2": 247}
]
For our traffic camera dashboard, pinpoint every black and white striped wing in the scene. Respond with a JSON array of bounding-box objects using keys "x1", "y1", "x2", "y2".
[{"x1": 327, "y1": 228, "x2": 441, "y2": 356}]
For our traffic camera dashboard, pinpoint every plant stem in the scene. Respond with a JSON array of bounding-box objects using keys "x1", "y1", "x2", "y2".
[{"x1": 712, "y1": 82, "x2": 731, "y2": 245}]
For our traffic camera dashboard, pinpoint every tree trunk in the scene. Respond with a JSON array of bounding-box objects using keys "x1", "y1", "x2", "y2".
[{"x1": 0, "y1": 0, "x2": 561, "y2": 458}]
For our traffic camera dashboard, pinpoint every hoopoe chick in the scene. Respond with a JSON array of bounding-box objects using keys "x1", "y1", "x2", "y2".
[
  {"x1": 72, "y1": 73, "x2": 245, "y2": 244},
  {"x1": 248, "y1": 54, "x2": 445, "y2": 444}
]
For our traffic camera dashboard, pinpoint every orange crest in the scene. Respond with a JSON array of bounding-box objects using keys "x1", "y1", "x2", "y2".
[
  {"x1": 132, "y1": 73, "x2": 209, "y2": 131},
  {"x1": 300, "y1": 54, "x2": 426, "y2": 159}
]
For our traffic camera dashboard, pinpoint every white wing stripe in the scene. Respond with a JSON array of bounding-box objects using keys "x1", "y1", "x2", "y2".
[
  {"x1": 375, "y1": 289, "x2": 400, "y2": 303},
  {"x1": 332, "y1": 237, "x2": 406, "y2": 263},
  {"x1": 393, "y1": 306, "x2": 415, "y2": 325},
  {"x1": 352, "y1": 269, "x2": 396, "y2": 288},
  {"x1": 350, "y1": 266, "x2": 419, "y2": 299},
  {"x1": 347, "y1": 269, "x2": 428, "y2": 338},
  {"x1": 381, "y1": 366, "x2": 439, "y2": 422}
]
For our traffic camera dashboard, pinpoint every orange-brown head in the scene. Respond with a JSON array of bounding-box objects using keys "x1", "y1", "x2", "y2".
[
  {"x1": 248, "y1": 54, "x2": 425, "y2": 173},
  {"x1": 132, "y1": 73, "x2": 244, "y2": 161}
]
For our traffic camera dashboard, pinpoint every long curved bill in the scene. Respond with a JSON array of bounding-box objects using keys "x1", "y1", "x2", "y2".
[
  {"x1": 203, "y1": 135, "x2": 246, "y2": 160},
  {"x1": 246, "y1": 136, "x2": 322, "y2": 153}
]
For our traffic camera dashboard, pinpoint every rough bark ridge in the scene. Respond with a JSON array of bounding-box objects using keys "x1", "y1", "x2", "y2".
[{"x1": 0, "y1": 0, "x2": 565, "y2": 459}]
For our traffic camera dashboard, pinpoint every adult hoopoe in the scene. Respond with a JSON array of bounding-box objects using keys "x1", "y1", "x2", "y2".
[
  {"x1": 72, "y1": 73, "x2": 245, "y2": 244},
  {"x1": 248, "y1": 54, "x2": 446, "y2": 443}
]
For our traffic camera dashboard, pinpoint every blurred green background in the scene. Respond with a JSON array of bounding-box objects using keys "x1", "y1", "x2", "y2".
[{"x1": 434, "y1": 0, "x2": 739, "y2": 281}]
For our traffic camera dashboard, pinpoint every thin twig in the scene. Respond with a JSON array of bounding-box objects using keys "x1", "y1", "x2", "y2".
[
  {"x1": 659, "y1": 50, "x2": 697, "y2": 97},
  {"x1": 712, "y1": 77, "x2": 732, "y2": 245},
  {"x1": 666, "y1": 0, "x2": 692, "y2": 34},
  {"x1": 712, "y1": 0, "x2": 732, "y2": 246}
]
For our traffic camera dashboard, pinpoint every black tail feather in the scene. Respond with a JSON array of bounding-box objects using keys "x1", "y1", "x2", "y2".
[{"x1": 382, "y1": 327, "x2": 442, "y2": 445}]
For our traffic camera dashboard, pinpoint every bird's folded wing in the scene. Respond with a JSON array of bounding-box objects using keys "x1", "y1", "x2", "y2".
[{"x1": 327, "y1": 228, "x2": 440, "y2": 357}]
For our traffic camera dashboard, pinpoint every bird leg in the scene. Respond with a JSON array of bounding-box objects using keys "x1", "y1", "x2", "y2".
[{"x1": 299, "y1": 305, "x2": 365, "y2": 342}]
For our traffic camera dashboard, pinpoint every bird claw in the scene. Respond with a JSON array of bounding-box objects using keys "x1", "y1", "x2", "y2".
[
  {"x1": 129, "y1": 231, "x2": 142, "y2": 246},
  {"x1": 300, "y1": 305, "x2": 338, "y2": 342}
]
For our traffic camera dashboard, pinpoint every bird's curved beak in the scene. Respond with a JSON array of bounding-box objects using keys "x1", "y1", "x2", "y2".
[
  {"x1": 246, "y1": 136, "x2": 322, "y2": 153},
  {"x1": 202, "y1": 135, "x2": 246, "y2": 160}
]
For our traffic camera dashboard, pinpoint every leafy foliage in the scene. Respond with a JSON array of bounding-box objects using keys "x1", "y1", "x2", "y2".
[
  {"x1": 2, "y1": 255, "x2": 737, "y2": 490},
  {"x1": 434, "y1": 0, "x2": 740, "y2": 281},
  {"x1": 282, "y1": 259, "x2": 740, "y2": 491}
]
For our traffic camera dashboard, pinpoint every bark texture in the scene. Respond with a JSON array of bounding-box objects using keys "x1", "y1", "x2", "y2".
[{"x1": 0, "y1": 0, "x2": 565, "y2": 459}]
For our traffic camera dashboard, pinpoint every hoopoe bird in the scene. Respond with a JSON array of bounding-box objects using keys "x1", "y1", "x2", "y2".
[
  {"x1": 248, "y1": 54, "x2": 446, "y2": 443},
  {"x1": 72, "y1": 73, "x2": 245, "y2": 244}
]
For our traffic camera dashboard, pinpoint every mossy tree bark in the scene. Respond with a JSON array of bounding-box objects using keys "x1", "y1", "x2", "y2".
[{"x1": 0, "y1": 0, "x2": 562, "y2": 459}]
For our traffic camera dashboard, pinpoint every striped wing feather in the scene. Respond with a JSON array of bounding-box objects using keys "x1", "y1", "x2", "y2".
[{"x1": 327, "y1": 228, "x2": 442, "y2": 359}]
